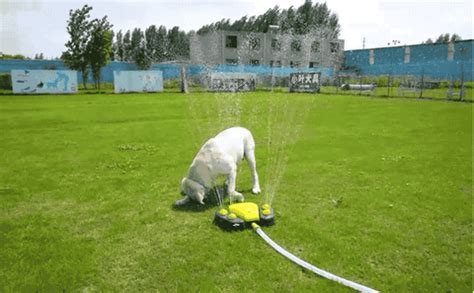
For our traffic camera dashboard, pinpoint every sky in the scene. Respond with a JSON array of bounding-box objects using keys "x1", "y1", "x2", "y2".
[{"x1": 1, "y1": 0, "x2": 472, "y2": 58}]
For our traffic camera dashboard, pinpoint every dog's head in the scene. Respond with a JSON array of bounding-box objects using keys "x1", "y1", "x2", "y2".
[{"x1": 180, "y1": 177, "x2": 205, "y2": 205}]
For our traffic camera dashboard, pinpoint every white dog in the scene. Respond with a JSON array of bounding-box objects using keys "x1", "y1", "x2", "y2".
[{"x1": 175, "y1": 127, "x2": 261, "y2": 205}]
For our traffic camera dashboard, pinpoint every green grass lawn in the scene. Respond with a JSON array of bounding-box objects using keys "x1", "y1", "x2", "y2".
[{"x1": 0, "y1": 92, "x2": 472, "y2": 292}]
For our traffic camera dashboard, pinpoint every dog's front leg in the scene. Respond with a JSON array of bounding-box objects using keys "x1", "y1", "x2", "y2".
[
  {"x1": 174, "y1": 196, "x2": 190, "y2": 206},
  {"x1": 227, "y1": 168, "x2": 244, "y2": 202},
  {"x1": 245, "y1": 148, "x2": 261, "y2": 194}
]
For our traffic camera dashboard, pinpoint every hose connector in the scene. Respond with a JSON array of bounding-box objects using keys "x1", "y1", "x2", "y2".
[{"x1": 251, "y1": 222, "x2": 260, "y2": 230}]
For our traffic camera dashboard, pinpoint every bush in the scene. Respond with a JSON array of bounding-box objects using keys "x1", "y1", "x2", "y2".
[
  {"x1": 164, "y1": 79, "x2": 179, "y2": 89},
  {"x1": 0, "y1": 73, "x2": 12, "y2": 90}
]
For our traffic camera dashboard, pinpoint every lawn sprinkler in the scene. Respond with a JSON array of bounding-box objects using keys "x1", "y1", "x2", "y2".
[{"x1": 213, "y1": 202, "x2": 275, "y2": 231}]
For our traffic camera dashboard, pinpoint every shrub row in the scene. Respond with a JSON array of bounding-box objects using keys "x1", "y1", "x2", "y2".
[{"x1": 0, "y1": 73, "x2": 12, "y2": 90}]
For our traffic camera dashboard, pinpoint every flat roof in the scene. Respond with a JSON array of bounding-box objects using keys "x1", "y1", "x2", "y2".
[{"x1": 345, "y1": 39, "x2": 473, "y2": 52}]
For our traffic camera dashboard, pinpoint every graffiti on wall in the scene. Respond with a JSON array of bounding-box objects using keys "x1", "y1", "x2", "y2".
[
  {"x1": 113, "y1": 70, "x2": 163, "y2": 93},
  {"x1": 208, "y1": 73, "x2": 256, "y2": 92},
  {"x1": 11, "y1": 70, "x2": 78, "y2": 94},
  {"x1": 289, "y1": 72, "x2": 320, "y2": 93}
]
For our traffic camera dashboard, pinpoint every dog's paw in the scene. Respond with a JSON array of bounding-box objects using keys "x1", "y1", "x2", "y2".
[
  {"x1": 230, "y1": 192, "x2": 245, "y2": 202},
  {"x1": 251, "y1": 186, "x2": 261, "y2": 194}
]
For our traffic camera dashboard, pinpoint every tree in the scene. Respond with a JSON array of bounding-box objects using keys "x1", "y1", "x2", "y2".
[
  {"x1": 450, "y1": 33, "x2": 462, "y2": 42},
  {"x1": 429, "y1": 33, "x2": 462, "y2": 44},
  {"x1": 145, "y1": 25, "x2": 159, "y2": 62},
  {"x1": 122, "y1": 30, "x2": 132, "y2": 61},
  {"x1": 435, "y1": 33, "x2": 450, "y2": 43},
  {"x1": 156, "y1": 25, "x2": 168, "y2": 61},
  {"x1": 130, "y1": 28, "x2": 151, "y2": 69},
  {"x1": 62, "y1": 5, "x2": 93, "y2": 89},
  {"x1": 0, "y1": 54, "x2": 27, "y2": 60},
  {"x1": 109, "y1": 30, "x2": 115, "y2": 61},
  {"x1": 167, "y1": 26, "x2": 181, "y2": 60},
  {"x1": 86, "y1": 16, "x2": 113, "y2": 89},
  {"x1": 114, "y1": 30, "x2": 124, "y2": 61},
  {"x1": 196, "y1": 0, "x2": 340, "y2": 38}
]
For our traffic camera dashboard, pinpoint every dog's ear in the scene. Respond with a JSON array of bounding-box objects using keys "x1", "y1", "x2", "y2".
[{"x1": 180, "y1": 178, "x2": 187, "y2": 196}]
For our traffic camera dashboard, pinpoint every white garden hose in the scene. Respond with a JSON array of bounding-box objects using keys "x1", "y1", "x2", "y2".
[{"x1": 251, "y1": 223, "x2": 379, "y2": 293}]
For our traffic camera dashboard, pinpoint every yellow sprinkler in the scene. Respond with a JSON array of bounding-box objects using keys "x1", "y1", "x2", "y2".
[{"x1": 213, "y1": 201, "x2": 275, "y2": 231}]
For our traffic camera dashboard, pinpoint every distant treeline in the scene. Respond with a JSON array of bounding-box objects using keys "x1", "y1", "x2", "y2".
[
  {"x1": 197, "y1": 1, "x2": 340, "y2": 36},
  {"x1": 111, "y1": 26, "x2": 190, "y2": 64}
]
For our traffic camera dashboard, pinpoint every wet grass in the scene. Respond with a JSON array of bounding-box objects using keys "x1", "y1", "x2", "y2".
[{"x1": 0, "y1": 92, "x2": 471, "y2": 292}]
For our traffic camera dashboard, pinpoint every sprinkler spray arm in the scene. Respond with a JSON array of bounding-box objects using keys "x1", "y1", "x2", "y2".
[{"x1": 251, "y1": 223, "x2": 379, "y2": 293}]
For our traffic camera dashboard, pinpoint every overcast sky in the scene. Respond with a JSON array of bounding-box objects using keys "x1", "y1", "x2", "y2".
[{"x1": 1, "y1": 0, "x2": 472, "y2": 58}]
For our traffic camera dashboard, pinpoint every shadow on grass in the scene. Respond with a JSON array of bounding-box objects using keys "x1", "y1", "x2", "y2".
[{"x1": 171, "y1": 185, "x2": 255, "y2": 213}]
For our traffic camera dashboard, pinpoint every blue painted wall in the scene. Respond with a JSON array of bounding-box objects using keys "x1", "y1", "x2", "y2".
[
  {"x1": 0, "y1": 59, "x2": 333, "y2": 84},
  {"x1": 344, "y1": 40, "x2": 473, "y2": 80}
]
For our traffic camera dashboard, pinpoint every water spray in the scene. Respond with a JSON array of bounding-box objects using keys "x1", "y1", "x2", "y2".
[{"x1": 188, "y1": 27, "x2": 376, "y2": 293}]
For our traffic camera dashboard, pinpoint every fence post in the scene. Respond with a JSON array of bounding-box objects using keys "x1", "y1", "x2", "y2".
[
  {"x1": 459, "y1": 71, "x2": 465, "y2": 101},
  {"x1": 419, "y1": 73, "x2": 424, "y2": 99},
  {"x1": 447, "y1": 79, "x2": 453, "y2": 100},
  {"x1": 387, "y1": 74, "x2": 390, "y2": 97}
]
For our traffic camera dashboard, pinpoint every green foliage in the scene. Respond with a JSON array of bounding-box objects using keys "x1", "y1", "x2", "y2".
[
  {"x1": 197, "y1": 0, "x2": 340, "y2": 36},
  {"x1": 62, "y1": 5, "x2": 93, "y2": 88},
  {"x1": 144, "y1": 25, "x2": 169, "y2": 62},
  {"x1": 433, "y1": 33, "x2": 462, "y2": 44},
  {"x1": 130, "y1": 28, "x2": 151, "y2": 70},
  {"x1": 0, "y1": 54, "x2": 28, "y2": 60},
  {"x1": 0, "y1": 73, "x2": 12, "y2": 90},
  {"x1": 163, "y1": 79, "x2": 180, "y2": 89},
  {"x1": 113, "y1": 25, "x2": 188, "y2": 64},
  {"x1": 86, "y1": 16, "x2": 113, "y2": 89}
]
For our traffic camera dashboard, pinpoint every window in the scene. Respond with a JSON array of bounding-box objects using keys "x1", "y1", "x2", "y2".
[
  {"x1": 447, "y1": 42, "x2": 454, "y2": 60},
  {"x1": 309, "y1": 61, "x2": 319, "y2": 68},
  {"x1": 225, "y1": 35, "x2": 237, "y2": 48},
  {"x1": 249, "y1": 37, "x2": 261, "y2": 50},
  {"x1": 330, "y1": 42, "x2": 339, "y2": 54},
  {"x1": 270, "y1": 60, "x2": 281, "y2": 67},
  {"x1": 250, "y1": 59, "x2": 260, "y2": 65},
  {"x1": 369, "y1": 49, "x2": 375, "y2": 65},
  {"x1": 225, "y1": 58, "x2": 238, "y2": 64},
  {"x1": 291, "y1": 40, "x2": 302, "y2": 52},
  {"x1": 311, "y1": 41, "x2": 320, "y2": 53},
  {"x1": 404, "y1": 46, "x2": 410, "y2": 63},
  {"x1": 271, "y1": 39, "x2": 281, "y2": 51},
  {"x1": 290, "y1": 61, "x2": 301, "y2": 68}
]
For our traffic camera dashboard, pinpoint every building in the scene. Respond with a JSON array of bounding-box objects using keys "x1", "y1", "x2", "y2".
[
  {"x1": 344, "y1": 40, "x2": 473, "y2": 80},
  {"x1": 190, "y1": 30, "x2": 345, "y2": 71}
]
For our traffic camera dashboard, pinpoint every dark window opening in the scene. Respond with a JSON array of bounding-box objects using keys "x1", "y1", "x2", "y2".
[
  {"x1": 311, "y1": 41, "x2": 320, "y2": 53},
  {"x1": 225, "y1": 58, "x2": 238, "y2": 64},
  {"x1": 270, "y1": 60, "x2": 281, "y2": 67},
  {"x1": 249, "y1": 37, "x2": 261, "y2": 50},
  {"x1": 250, "y1": 59, "x2": 260, "y2": 65},
  {"x1": 225, "y1": 35, "x2": 237, "y2": 48},
  {"x1": 330, "y1": 42, "x2": 339, "y2": 54},
  {"x1": 271, "y1": 39, "x2": 281, "y2": 51},
  {"x1": 291, "y1": 40, "x2": 302, "y2": 52},
  {"x1": 290, "y1": 61, "x2": 301, "y2": 68}
]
